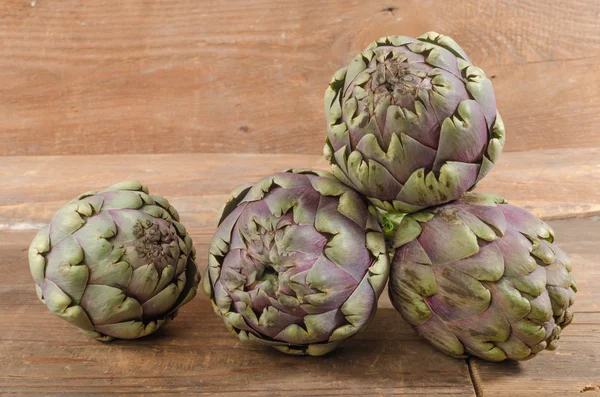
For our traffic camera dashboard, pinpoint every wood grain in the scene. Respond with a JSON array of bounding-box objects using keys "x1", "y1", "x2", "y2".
[
  {"x1": 0, "y1": 218, "x2": 597, "y2": 396},
  {"x1": 0, "y1": 0, "x2": 599, "y2": 156},
  {"x1": 0, "y1": 229, "x2": 477, "y2": 397},
  {"x1": 469, "y1": 219, "x2": 600, "y2": 396},
  {"x1": 0, "y1": 153, "x2": 598, "y2": 396},
  {"x1": 1, "y1": 148, "x2": 599, "y2": 232},
  {"x1": 475, "y1": 148, "x2": 600, "y2": 220}
]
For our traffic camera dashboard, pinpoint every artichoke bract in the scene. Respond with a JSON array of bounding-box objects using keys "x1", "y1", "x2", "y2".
[
  {"x1": 324, "y1": 32, "x2": 505, "y2": 213},
  {"x1": 387, "y1": 193, "x2": 576, "y2": 361},
  {"x1": 203, "y1": 169, "x2": 389, "y2": 356},
  {"x1": 28, "y1": 181, "x2": 200, "y2": 341}
]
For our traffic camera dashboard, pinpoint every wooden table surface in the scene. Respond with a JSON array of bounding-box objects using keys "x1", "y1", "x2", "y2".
[
  {"x1": 1, "y1": 1, "x2": 599, "y2": 394},
  {"x1": 0, "y1": 149, "x2": 598, "y2": 396},
  {"x1": 1, "y1": 0, "x2": 600, "y2": 157}
]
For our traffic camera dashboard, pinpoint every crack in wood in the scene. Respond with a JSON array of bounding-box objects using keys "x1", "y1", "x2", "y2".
[
  {"x1": 580, "y1": 384, "x2": 600, "y2": 393},
  {"x1": 540, "y1": 211, "x2": 600, "y2": 222},
  {"x1": 467, "y1": 357, "x2": 484, "y2": 397}
]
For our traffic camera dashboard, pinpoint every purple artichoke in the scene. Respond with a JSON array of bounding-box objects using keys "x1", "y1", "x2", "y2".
[
  {"x1": 203, "y1": 169, "x2": 389, "y2": 356},
  {"x1": 324, "y1": 32, "x2": 505, "y2": 213},
  {"x1": 28, "y1": 181, "x2": 200, "y2": 341},
  {"x1": 388, "y1": 193, "x2": 576, "y2": 361}
]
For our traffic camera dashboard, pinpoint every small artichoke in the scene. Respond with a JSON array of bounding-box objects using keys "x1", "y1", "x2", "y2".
[
  {"x1": 324, "y1": 32, "x2": 505, "y2": 213},
  {"x1": 203, "y1": 169, "x2": 389, "y2": 356},
  {"x1": 387, "y1": 193, "x2": 576, "y2": 361},
  {"x1": 28, "y1": 181, "x2": 200, "y2": 341}
]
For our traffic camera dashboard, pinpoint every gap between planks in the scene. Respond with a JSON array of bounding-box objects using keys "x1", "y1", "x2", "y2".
[{"x1": 467, "y1": 357, "x2": 484, "y2": 397}]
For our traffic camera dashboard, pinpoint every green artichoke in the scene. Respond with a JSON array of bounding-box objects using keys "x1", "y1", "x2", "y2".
[
  {"x1": 28, "y1": 181, "x2": 200, "y2": 341},
  {"x1": 387, "y1": 193, "x2": 576, "y2": 361},
  {"x1": 324, "y1": 32, "x2": 505, "y2": 213},
  {"x1": 203, "y1": 169, "x2": 389, "y2": 356}
]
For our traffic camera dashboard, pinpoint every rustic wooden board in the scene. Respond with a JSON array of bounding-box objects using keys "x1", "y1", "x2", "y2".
[
  {"x1": 0, "y1": 153, "x2": 598, "y2": 396},
  {"x1": 1, "y1": 0, "x2": 599, "y2": 156},
  {"x1": 470, "y1": 219, "x2": 600, "y2": 396},
  {"x1": 475, "y1": 148, "x2": 600, "y2": 220},
  {"x1": 1, "y1": 148, "x2": 599, "y2": 232},
  {"x1": 0, "y1": 229, "x2": 477, "y2": 396},
  {"x1": 1, "y1": 218, "x2": 597, "y2": 396}
]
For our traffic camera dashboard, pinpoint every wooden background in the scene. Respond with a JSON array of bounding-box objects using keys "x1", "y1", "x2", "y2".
[
  {"x1": 1, "y1": 1, "x2": 599, "y2": 396},
  {"x1": 0, "y1": 0, "x2": 599, "y2": 155}
]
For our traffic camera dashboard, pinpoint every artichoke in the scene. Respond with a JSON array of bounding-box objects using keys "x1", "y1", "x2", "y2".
[
  {"x1": 28, "y1": 181, "x2": 200, "y2": 341},
  {"x1": 324, "y1": 32, "x2": 505, "y2": 213},
  {"x1": 387, "y1": 193, "x2": 576, "y2": 361},
  {"x1": 203, "y1": 169, "x2": 389, "y2": 356}
]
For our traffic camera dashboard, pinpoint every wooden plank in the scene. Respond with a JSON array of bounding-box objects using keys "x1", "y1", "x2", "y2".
[
  {"x1": 0, "y1": 229, "x2": 476, "y2": 396},
  {"x1": 475, "y1": 148, "x2": 600, "y2": 220},
  {"x1": 0, "y1": 153, "x2": 328, "y2": 230},
  {"x1": 470, "y1": 219, "x2": 600, "y2": 396},
  {"x1": 0, "y1": 156, "x2": 597, "y2": 395},
  {"x1": 0, "y1": 0, "x2": 599, "y2": 156},
  {"x1": 1, "y1": 148, "x2": 599, "y2": 232},
  {"x1": 469, "y1": 312, "x2": 600, "y2": 396},
  {"x1": 1, "y1": 218, "x2": 596, "y2": 396}
]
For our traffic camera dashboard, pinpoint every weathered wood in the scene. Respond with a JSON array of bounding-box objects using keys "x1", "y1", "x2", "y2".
[
  {"x1": 475, "y1": 148, "x2": 600, "y2": 220},
  {"x1": 1, "y1": 216, "x2": 596, "y2": 396},
  {"x1": 0, "y1": 229, "x2": 476, "y2": 396},
  {"x1": 0, "y1": 0, "x2": 599, "y2": 156},
  {"x1": 469, "y1": 219, "x2": 600, "y2": 396},
  {"x1": 1, "y1": 148, "x2": 599, "y2": 232},
  {"x1": 0, "y1": 154, "x2": 598, "y2": 395},
  {"x1": 469, "y1": 312, "x2": 600, "y2": 396}
]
